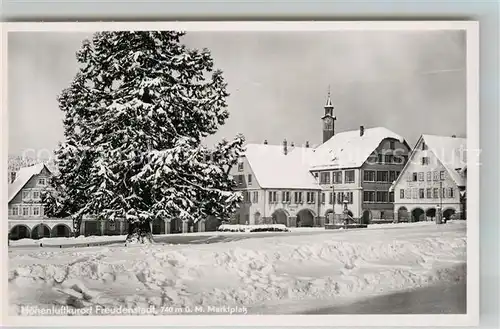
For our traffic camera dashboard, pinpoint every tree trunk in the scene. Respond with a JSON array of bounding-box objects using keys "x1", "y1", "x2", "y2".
[
  {"x1": 125, "y1": 221, "x2": 153, "y2": 245},
  {"x1": 73, "y1": 216, "x2": 82, "y2": 238}
]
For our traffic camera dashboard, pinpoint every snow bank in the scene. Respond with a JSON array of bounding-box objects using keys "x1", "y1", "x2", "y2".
[
  {"x1": 8, "y1": 222, "x2": 466, "y2": 315},
  {"x1": 217, "y1": 224, "x2": 289, "y2": 233}
]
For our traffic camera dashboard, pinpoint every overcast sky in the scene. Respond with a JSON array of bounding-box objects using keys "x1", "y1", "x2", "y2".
[{"x1": 8, "y1": 30, "x2": 466, "y2": 157}]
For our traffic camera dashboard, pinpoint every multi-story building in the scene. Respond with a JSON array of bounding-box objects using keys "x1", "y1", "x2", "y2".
[
  {"x1": 230, "y1": 93, "x2": 411, "y2": 227},
  {"x1": 8, "y1": 163, "x2": 201, "y2": 239},
  {"x1": 7, "y1": 163, "x2": 74, "y2": 240},
  {"x1": 390, "y1": 134, "x2": 467, "y2": 222}
]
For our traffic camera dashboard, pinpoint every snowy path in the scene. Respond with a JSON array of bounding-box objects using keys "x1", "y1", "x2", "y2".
[{"x1": 8, "y1": 221, "x2": 466, "y2": 315}]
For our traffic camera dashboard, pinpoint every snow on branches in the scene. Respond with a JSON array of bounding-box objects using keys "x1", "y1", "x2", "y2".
[{"x1": 48, "y1": 31, "x2": 245, "y2": 242}]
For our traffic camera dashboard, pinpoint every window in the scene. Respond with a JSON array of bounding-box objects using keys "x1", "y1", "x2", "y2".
[
  {"x1": 377, "y1": 171, "x2": 389, "y2": 182},
  {"x1": 427, "y1": 172, "x2": 431, "y2": 181},
  {"x1": 390, "y1": 141, "x2": 395, "y2": 150},
  {"x1": 412, "y1": 172, "x2": 418, "y2": 182},
  {"x1": 329, "y1": 192, "x2": 333, "y2": 204},
  {"x1": 109, "y1": 221, "x2": 116, "y2": 230},
  {"x1": 363, "y1": 191, "x2": 375, "y2": 202},
  {"x1": 384, "y1": 154, "x2": 392, "y2": 163},
  {"x1": 346, "y1": 192, "x2": 354, "y2": 204},
  {"x1": 393, "y1": 156, "x2": 403, "y2": 164},
  {"x1": 422, "y1": 142, "x2": 427, "y2": 150},
  {"x1": 282, "y1": 191, "x2": 290, "y2": 203},
  {"x1": 33, "y1": 191, "x2": 40, "y2": 200},
  {"x1": 38, "y1": 178, "x2": 46, "y2": 186},
  {"x1": 421, "y1": 157, "x2": 430, "y2": 165},
  {"x1": 22, "y1": 191, "x2": 30, "y2": 200},
  {"x1": 252, "y1": 191, "x2": 259, "y2": 203},
  {"x1": 426, "y1": 188, "x2": 432, "y2": 198},
  {"x1": 243, "y1": 191, "x2": 250, "y2": 202},
  {"x1": 33, "y1": 207, "x2": 40, "y2": 216},
  {"x1": 314, "y1": 172, "x2": 319, "y2": 178},
  {"x1": 337, "y1": 192, "x2": 342, "y2": 204},
  {"x1": 389, "y1": 192, "x2": 394, "y2": 202},
  {"x1": 389, "y1": 171, "x2": 396, "y2": 182},
  {"x1": 12, "y1": 207, "x2": 19, "y2": 216},
  {"x1": 237, "y1": 162, "x2": 244, "y2": 172},
  {"x1": 396, "y1": 171, "x2": 400, "y2": 178},
  {"x1": 419, "y1": 188, "x2": 425, "y2": 199},
  {"x1": 23, "y1": 207, "x2": 30, "y2": 216},
  {"x1": 269, "y1": 191, "x2": 278, "y2": 203},
  {"x1": 405, "y1": 188, "x2": 411, "y2": 198},
  {"x1": 433, "y1": 188, "x2": 439, "y2": 199},
  {"x1": 412, "y1": 188, "x2": 418, "y2": 199},
  {"x1": 306, "y1": 192, "x2": 315, "y2": 204},
  {"x1": 332, "y1": 171, "x2": 343, "y2": 184},
  {"x1": 320, "y1": 172, "x2": 331, "y2": 184},
  {"x1": 321, "y1": 193, "x2": 325, "y2": 204},
  {"x1": 449, "y1": 188, "x2": 455, "y2": 198},
  {"x1": 400, "y1": 189, "x2": 405, "y2": 199},
  {"x1": 440, "y1": 171, "x2": 445, "y2": 180},
  {"x1": 377, "y1": 154, "x2": 383, "y2": 163},
  {"x1": 418, "y1": 172, "x2": 424, "y2": 181},
  {"x1": 248, "y1": 174, "x2": 252, "y2": 186},
  {"x1": 376, "y1": 191, "x2": 388, "y2": 203},
  {"x1": 294, "y1": 192, "x2": 303, "y2": 203},
  {"x1": 345, "y1": 170, "x2": 355, "y2": 183},
  {"x1": 237, "y1": 175, "x2": 244, "y2": 186},
  {"x1": 433, "y1": 171, "x2": 439, "y2": 181},
  {"x1": 442, "y1": 188, "x2": 446, "y2": 198},
  {"x1": 363, "y1": 170, "x2": 375, "y2": 182}
]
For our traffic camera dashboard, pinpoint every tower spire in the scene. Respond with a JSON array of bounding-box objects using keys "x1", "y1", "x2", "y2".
[
  {"x1": 326, "y1": 85, "x2": 333, "y2": 107},
  {"x1": 321, "y1": 85, "x2": 336, "y2": 143}
]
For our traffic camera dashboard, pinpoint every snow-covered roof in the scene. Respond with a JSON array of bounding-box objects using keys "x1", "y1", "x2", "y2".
[
  {"x1": 423, "y1": 134, "x2": 467, "y2": 187},
  {"x1": 243, "y1": 144, "x2": 320, "y2": 190},
  {"x1": 308, "y1": 127, "x2": 407, "y2": 170},
  {"x1": 390, "y1": 134, "x2": 467, "y2": 192},
  {"x1": 8, "y1": 163, "x2": 50, "y2": 203}
]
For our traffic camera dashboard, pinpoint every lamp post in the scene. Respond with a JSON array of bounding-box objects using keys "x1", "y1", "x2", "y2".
[
  {"x1": 437, "y1": 181, "x2": 443, "y2": 224},
  {"x1": 343, "y1": 197, "x2": 349, "y2": 229},
  {"x1": 329, "y1": 183, "x2": 335, "y2": 225}
]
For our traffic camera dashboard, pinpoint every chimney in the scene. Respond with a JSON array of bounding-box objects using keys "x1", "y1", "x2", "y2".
[
  {"x1": 360, "y1": 125, "x2": 365, "y2": 137},
  {"x1": 264, "y1": 139, "x2": 268, "y2": 145},
  {"x1": 305, "y1": 141, "x2": 310, "y2": 148},
  {"x1": 283, "y1": 139, "x2": 288, "y2": 155}
]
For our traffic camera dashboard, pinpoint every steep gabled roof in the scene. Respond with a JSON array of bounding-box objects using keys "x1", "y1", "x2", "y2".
[
  {"x1": 243, "y1": 144, "x2": 320, "y2": 189},
  {"x1": 390, "y1": 134, "x2": 467, "y2": 191},
  {"x1": 8, "y1": 163, "x2": 51, "y2": 203},
  {"x1": 308, "y1": 127, "x2": 407, "y2": 170},
  {"x1": 423, "y1": 134, "x2": 467, "y2": 187}
]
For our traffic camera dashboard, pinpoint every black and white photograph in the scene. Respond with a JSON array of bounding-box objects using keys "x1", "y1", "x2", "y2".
[{"x1": 2, "y1": 22, "x2": 479, "y2": 326}]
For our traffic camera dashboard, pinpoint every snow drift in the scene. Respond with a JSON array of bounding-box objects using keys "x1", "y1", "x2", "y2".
[{"x1": 8, "y1": 221, "x2": 466, "y2": 315}]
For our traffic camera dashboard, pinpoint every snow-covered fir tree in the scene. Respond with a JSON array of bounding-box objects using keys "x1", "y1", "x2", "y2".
[{"x1": 45, "y1": 31, "x2": 245, "y2": 244}]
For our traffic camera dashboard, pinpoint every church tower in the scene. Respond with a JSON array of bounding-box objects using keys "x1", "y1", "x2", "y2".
[{"x1": 321, "y1": 87, "x2": 336, "y2": 143}]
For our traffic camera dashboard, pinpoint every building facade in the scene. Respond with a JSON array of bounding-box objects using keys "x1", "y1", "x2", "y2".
[
  {"x1": 7, "y1": 163, "x2": 75, "y2": 240},
  {"x1": 230, "y1": 93, "x2": 412, "y2": 227},
  {"x1": 390, "y1": 134, "x2": 467, "y2": 222},
  {"x1": 8, "y1": 164, "x2": 206, "y2": 240}
]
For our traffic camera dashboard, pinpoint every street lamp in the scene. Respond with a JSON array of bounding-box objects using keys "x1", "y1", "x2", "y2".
[
  {"x1": 436, "y1": 181, "x2": 443, "y2": 224},
  {"x1": 343, "y1": 196, "x2": 349, "y2": 229},
  {"x1": 329, "y1": 184, "x2": 335, "y2": 225}
]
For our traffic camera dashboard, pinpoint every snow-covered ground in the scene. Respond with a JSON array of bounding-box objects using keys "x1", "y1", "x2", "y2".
[
  {"x1": 9, "y1": 221, "x2": 442, "y2": 248},
  {"x1": 8, "y1": 221, "x2": 466, "y2": 315}
]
